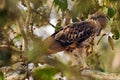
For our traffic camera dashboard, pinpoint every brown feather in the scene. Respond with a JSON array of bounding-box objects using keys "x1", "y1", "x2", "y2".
[
  {"x1": 44, "y1": 11, "x2": 108, "y2": 54},
  {"x1": 54, "y1": 21, "x2": 98, "y2": 47},
  {"x1": 44, "y1": 36, "x2": 64, "y2": 54}
]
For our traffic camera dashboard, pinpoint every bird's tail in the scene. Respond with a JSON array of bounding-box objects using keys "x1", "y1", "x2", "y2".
[{"x1": 44, "y1": 36, "x2": 64, "y2": 54}]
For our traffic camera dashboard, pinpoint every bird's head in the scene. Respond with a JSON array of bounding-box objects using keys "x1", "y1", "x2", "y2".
[{"x1": 90, "y1": 11, "x2": 109, "y2": 29}]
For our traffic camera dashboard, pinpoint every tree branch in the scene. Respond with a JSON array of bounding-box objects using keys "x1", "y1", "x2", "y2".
[
  {"x1": 80, "y1": 69, "x2": 120, "y2": 80},
  {"x1": 0, "y1": 44, "x2": 22, "y2": 52},
  {"x1": 48, "y1": 21, "x2": 56, "y2": 28},
  {"x1": 74, "y1": 46, "x2": 120, "y2": 80}
]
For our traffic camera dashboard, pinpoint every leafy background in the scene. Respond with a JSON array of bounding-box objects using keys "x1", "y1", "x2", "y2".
[{"x1": 0, "y1": 0, "x2": 120, "y2": 80}]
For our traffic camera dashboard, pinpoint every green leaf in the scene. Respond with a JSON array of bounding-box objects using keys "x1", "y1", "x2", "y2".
[
  {"x1": 0, "y1": 9, "x2": 8, "y2": 27},
  {"x1": 111, "y1": 27, "x2": 120, "y2": 40},
  {"x1": 112, "y1": 34, "x2": 120, "y2": 40},
  {"x1": 55, "y1": 25, "x2": 62, "y2": 32},
  {"x1": 25, "y1": 38, "x2": 48, "y2": 62},
  {"x1": 53, "y1": 0, "x2": 68, "y2": 12},
  {"x1": 32, "y1": 67, "x2": 59, "y2": 80},
  {"x1": 55, "y1": 20, "x2": 62, "y2": 32},
  {"x1": 0, "y1": 72, "x2": 3, "y2": 80},
  {"x1": 0, "y1": 0, "x2": 21, "y2": 27},
  {"x1": 14, "y1": 34, "x2": 21, "y2": 40},
  {"x1": 107, "y1": 7, "x2": 116, "y2": 18},
  {"x1": 109, "y1": 0, "x2": 118, "y2": 2},
  {"x1": 70, "y1": 0, "x2": 96, "y2": 19}
]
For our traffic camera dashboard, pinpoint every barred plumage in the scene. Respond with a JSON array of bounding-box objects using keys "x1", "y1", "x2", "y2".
[
  {"x1": 44, "y1": 11, "x2": 108, "y2": 54},
  {"x1": 53, "y1": 21, "x2": 96, "y2": 46}
]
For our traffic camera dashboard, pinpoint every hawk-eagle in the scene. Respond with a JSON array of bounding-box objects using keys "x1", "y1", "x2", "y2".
[{"x1": 44, "y1": 11, "x2": 108, "y2": 54}]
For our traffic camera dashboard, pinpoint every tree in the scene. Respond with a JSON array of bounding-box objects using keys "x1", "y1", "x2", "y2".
[{"x1": 0, "y1": 0, "x2": 120, "y2": 80}]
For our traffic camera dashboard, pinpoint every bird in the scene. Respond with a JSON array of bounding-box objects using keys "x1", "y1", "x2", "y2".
[
  {"x1": 44, "y1": 11, "x2": 109, "y2": 67},
  {"x1": 44, "y1": 11, "x2": 109, "y2": 53}
]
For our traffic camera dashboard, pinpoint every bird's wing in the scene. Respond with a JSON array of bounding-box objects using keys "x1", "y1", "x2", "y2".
[{"x1": 52, "y1": 21, "x2": 97, "y2": 46}]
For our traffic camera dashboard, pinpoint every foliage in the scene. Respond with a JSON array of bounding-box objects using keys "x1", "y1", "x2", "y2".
[
  {"x1": 0, "y1": 72, "x2": 3, "y2": 80},
  {"x1": 0, "y1": 0, "x2": 120, "y2": 80},
  {"x1": 32, "y1": 67, "x2": 59, "y2": 80},
  {"x1": 107, "y1": 7, "x2": 116, "y2": 18},
  {"x1": 71, "y1": 0, "x2": 98, "y2": 19},
  {"x1": 53, "y1": 0, "x2": 68, "y2": 12}
]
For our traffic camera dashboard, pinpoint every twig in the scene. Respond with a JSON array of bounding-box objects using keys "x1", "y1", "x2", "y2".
[
  {"x1": 81, "y1": 69, "x2": 120, "y2": 80},
  {"x1": 17, "y1": 0, "x2": 32, "y2": 50},
  {"x1": 48, "y1": 22, "x2": 56, "y2": 28},
  {"x1": 25, "y1": 0, "x2": 31, "y2": 28},
  {"x1": 17, "y1": 20, "x2": 27, "y2": 50},
  {"x1": 0, "y1": 44, "x2": 22, "y2": 52},
  {"x1": 97, "y1": 33, "x2": 106, "y2": 45},
  {"x1": 74, "y1": 45, "x2": 120, "y2": 80}
]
